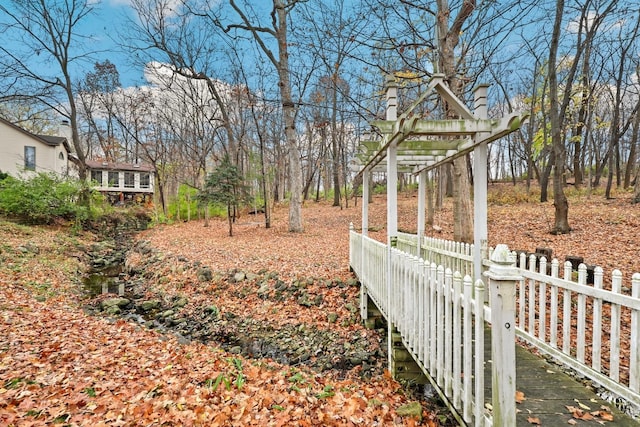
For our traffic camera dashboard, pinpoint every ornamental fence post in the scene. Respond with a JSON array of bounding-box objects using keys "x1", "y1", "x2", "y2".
[{"x1": 484, "y1": 244, "x2": 521, "y2": 426}]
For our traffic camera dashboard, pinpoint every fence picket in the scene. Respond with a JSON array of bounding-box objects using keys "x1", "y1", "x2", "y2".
[
  {"x1": 453, "y1": 272, "x2": 463, "y2": 409},
  {"x1": 610, "y1": 270, "x2": 622, "y2": 382},
  {"x1": 631, "y1": 274, "x2": 640, "y2": 392},
  {"x1": 577, "y1": 264, "x2": 587, "y2": 363},
  {"x1": 592, "y1": 266, "x2": 603, "y2": 372},
  {"x1": 550, "y1": 259, "x2": 559, "y2": 348}
]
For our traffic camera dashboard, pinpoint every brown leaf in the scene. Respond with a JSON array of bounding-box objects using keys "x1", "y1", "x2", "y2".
[{"x1": 527, "y1": 415, "x2": 541, "y2": 425}]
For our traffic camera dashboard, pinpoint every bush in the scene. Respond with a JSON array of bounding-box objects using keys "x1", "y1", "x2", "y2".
[{"x1": 0, "y1": 173, "x2": 89, "y2": 224}]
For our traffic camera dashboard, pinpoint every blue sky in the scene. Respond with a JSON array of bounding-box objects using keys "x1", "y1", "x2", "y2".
[{"x1": 80, "y1": 0, "x2": 143, "y2": 87}]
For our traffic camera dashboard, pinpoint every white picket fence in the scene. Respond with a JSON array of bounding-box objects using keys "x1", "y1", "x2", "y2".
[
  {"x1": 350, "y1": 229, "x2": 493, "y2": 426},
  {"x1": 397, "y1": 232, "x2": 475, "y2": 278},
  {"x1": 349, "y1": 227, "x2": 640, "y2": 425},
  {"x1": 514, "y1": 254, "x2": 640, "y2": 410}
]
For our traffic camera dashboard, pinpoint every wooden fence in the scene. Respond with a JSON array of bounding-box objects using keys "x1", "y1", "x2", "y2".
[{"x1": 349, "y1": 226, "x2": 640, "y2": 425}]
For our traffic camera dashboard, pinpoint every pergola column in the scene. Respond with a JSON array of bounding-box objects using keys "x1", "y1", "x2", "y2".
[
  {"x1": 417, "y1": 169, "x2": 427, "y2": 257},
  {"x1": 361, "y1": 168, "x2": 369, "y2": 237},
  {"x1": 385, "y1": 75, "x2": 398, "y2": 368},
  {"x1": 473, "y1": 84, "x2": 490, "y2": 283}
]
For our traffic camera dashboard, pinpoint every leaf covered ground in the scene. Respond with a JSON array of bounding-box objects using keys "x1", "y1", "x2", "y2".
[{"x1": 1, "y1": 184, "x2": 638, "y2": 426}]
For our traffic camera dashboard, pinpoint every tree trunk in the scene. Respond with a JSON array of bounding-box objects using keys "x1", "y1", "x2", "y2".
[
  {"x1": 452, "y1": 156, "x2": 473, "y2": 243},
  {"x1": 548, "y1": 0, "x2": 570, "y2": 234},
  {"x1": 624, "y1": 111, "x2": 640, "y2": 189}
]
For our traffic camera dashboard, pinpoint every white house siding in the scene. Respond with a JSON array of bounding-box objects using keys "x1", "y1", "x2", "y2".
[{"x1": 0, "y1": 118, "x2": 70, "y2": 178}]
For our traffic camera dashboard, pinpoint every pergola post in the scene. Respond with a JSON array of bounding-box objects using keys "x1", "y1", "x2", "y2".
[
  {"x1": 385, "y1": 75, "x2": 398, "y2": 369},
  {"x1": 473, "y1": 84, "x2": 490, "y2": 284},
  {"x1": 361, "y1": 168, "x2": 370, "y2": 237},
  {"x1": 417, "y1": 169, "x2": 427, "y2": 258}
]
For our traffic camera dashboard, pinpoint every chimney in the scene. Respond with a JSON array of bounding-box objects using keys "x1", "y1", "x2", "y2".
[{"x1": 58, "y1": 119, "x2": 72, "y2": 142}]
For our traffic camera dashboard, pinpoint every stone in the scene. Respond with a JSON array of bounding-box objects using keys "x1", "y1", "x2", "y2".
[
  {"x1": 101, "y1": 297, "x2": 130, "y2": 310},
  {"x1": 138, "y1": 299, "x2": 161, "y2": 312},
  {"x1": 327, "y1": 313, "x2": 338, "y2": 323},
  {"x1": 233, "y1": 272, "x2": 246, "y2": 282},
  {"x1": 396, "y1": 401, "x2": 422, "y2": 420},
  {"x1": 197, "y1": 267, "x2": 213, "y2": 282},
  {"x1": 173, "y1": 297, "x2": 188, "y2": 308},
  {"x1": 104, "y1": 306, "x2": 121, "y2": 316}
]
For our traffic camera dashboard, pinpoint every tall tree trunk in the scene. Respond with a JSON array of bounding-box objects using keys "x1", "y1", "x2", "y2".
[
  {"x1": 624, "y1": 111, "x2": 640, "y2": 189},
  {"x1": 548, "y1": 0, "x2": 570, "y2": 234}
]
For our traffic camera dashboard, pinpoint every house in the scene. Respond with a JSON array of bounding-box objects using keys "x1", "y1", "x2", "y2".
[
  {"x1": 85, "y1": 160, "x2": 155, "y2": 204},
  {"x1": 0, "y1": 117, "x2": 72, "y2": 177}
]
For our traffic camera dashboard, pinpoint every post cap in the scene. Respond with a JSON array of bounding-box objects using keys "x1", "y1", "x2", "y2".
[{"x1": 491, "y1": 244, "x2": 513, "y2": 264}]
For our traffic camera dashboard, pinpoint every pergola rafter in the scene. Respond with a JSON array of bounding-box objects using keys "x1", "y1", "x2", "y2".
[{"x1": 352, "y1": 75, "x2": 528, "y2": 177}]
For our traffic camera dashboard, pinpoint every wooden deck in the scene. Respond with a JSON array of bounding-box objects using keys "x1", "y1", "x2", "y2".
[{"x1": 482, "y1": 331, "x2": 639, "y2": 426}]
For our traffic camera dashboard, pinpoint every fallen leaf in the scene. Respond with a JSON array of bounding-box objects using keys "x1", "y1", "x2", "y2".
[
  {"x1": 527, "y1": 415, "x2": 541, "y2": 424},
  {"x1": 516, "y1": 390, "x2": 526, "y2": 403}
]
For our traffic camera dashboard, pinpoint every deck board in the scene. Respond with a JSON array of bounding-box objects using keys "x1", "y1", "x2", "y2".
[{"x1": 481, "y1": 328, "x2": 639, "y2": 426}]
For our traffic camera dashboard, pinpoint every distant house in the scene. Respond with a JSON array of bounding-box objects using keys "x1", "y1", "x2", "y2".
[
  {"x1": 85, "y1": 160, "x2": 155, "y2": 204},
  {"x1": 0, "y1": 117, "x2": 72, "y2": 177}
]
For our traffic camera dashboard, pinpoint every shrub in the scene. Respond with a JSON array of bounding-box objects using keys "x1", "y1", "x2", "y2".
[{"x1": 0, "y1": 173, "x2": 89, "y2": 224}]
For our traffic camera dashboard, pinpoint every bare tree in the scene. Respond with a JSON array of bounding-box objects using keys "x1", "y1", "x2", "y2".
[
  {"x1": 0, "y1": 0, "x2": 96, "y2": 186},
  {"x1": 78, "y1": 61, "x2": 123, "y2": 162},
  {"x1": 224, "y1": 0, "x2": 306, "y2": 232}
]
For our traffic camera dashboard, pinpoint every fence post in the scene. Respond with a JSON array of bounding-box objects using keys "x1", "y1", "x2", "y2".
[{"x1": 483, "y1": 244, "x2": 521, "y2": 427}]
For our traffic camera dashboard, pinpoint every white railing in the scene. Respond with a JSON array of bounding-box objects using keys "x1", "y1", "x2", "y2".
[
  {"x1": 514, "y1": 254, "x2": 640, "y2": 409},
  {"x1": 350, "y1": 228, "x2": 493, "y2": 426},
  {"x1": 397, "y1": 232, "x2": 475, "y2": 279}
]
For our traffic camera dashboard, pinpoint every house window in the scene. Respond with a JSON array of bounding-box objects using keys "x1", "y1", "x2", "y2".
[
  {"x1": 24, "y1": 146, "x2": 36, "y2": 170},
  {"x1": 140, "y1": 173, "x2": 150, "y2": 189},
  {"x1": 124, "y1": 172, "x2": 135, "y2": 188},
  {"x1": 59, "y1": 152, "x2": 64, "y2": 160},
  {"x1": 108, "y1": 171, "x2": 120, "y2": 187},
  {"x1": 91, "y1": 170, "x2": 103, "y2": 186}
]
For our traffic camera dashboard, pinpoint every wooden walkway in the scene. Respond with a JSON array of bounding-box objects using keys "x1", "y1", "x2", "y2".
[{"x1": 482, "y1": 331, "x2": 639, "y2": 426}]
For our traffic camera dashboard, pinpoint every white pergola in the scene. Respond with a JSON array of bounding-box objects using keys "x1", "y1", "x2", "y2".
[{"x1": 352, "y1": 73, "x2": 529, "y2": 284}]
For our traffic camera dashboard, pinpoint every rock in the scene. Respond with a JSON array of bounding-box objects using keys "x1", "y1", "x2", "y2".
[
  {"x1": 297, "y1": 294, "x2": 312, "y2": 307},
  {"x1": 197, "y1": 267, "x2": 213, "y2": 282},
  {"x1": 18, "y1": 243, "x2": 39, "y2": 254},
  {"x1": 138, "y1": 299, "x2": 161, "y2": 312},
  {"x1": 246, "y1": 272, "x2": 259, "y2": 281},
  {"x1": 101, "y1": 297, "x2": 130, "y2": 310},
  {"x1": 327, "y1": 313, "x2": 338, "y2": 323},
  {"x1": 161, "y1": 309, "x2": 175, "y2": 318},
  {"x1": 104, "y1": 306, "x2": 121, "y2": 315},
  {"x1": 233, "y1": 272, "x2": 246, "y2": 282},
  {"x1": 345, "y1": 303, "x2": 358, "y2": 313},
  {"x1": 396, "y1": 401, "x2": 422, "y2": 420},
  {"x1": 173, "y1": 297, "x2": 188, "y2": 308}
]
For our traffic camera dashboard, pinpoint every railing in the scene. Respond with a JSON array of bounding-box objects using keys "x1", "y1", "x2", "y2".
[
  {"x1": 397, "y1": 232, "x2": 476, "y2": 279},
  {"x1": 514, "y1": 254, "x2": 640, "y2": 410},
  {"x1": 350, "y1": 229, "x2": 494, "y2": 425}
]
